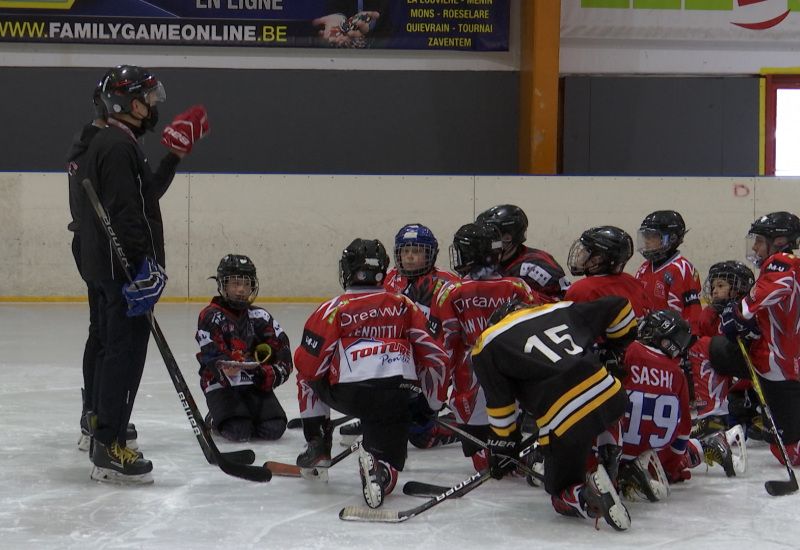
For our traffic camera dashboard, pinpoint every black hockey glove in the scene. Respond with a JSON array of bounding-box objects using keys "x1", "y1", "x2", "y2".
[
  {"x1": 408, "y1": 392, "x2": 437, "y2": 430},
  {"x1": 487, "y1": 429, "x2": 521, "y2": 480},
  {"x1": 720, "y1": 300, "x2": 761, "y2": 342},
  {"x1": 596, "y1": 344, "x2": 627, "y2": 380}
]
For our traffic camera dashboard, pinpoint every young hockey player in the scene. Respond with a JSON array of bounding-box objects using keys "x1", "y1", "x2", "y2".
[
  {"x1": 565, "y1": 225, "x2": 653, "y2": 318},
  {"x1": 428, "y1": 222, "x2": 540, "y2": 471},
  {"x1": 709, "y1": 212, "x2": 800, "y2": 466},
  {"x1": 476, "y1": 204, "x2": 570, "y2": 301},
  {"x1": 380, "y1": 223, "x2": 459, "y2": 449},
  {"x1": 622, "y1": 310, "x2": 735, "y2": 503},
  {"x1": 691, "y1": 261, "x2": 756, "y2": 439},
  {"x1": 635, "y1": 210, "x2": 703, "y2": 333},
  {"x1": 196, "y1": 254, "x2": 292, "y2": 443},
  {"x1": 294, "y1": 239, "x2": 449, "y2": 509},
  {"x1": 471, "y1": 295, "x2": 638, "y2": 531}
]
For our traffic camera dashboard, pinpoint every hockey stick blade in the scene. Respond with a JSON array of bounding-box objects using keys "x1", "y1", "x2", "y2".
[
  {"x1": 765, "y1": 475, "x2": 799, "y2": 497},
  {"x1": 339, "y1": 469, "x2": 491, "y2": 523},
  {"x1": 264, "y1": 461, "x2": 302, "y2": 477},
  {"x1": 222, "y1": 449, "x2": 257, "y2": 465},
  {"x1": 81, "y1": 178, "x2": 269, "y2": 484},
  {"x1": 403, "y1": 481, "x2": 465, "y2": 499}
]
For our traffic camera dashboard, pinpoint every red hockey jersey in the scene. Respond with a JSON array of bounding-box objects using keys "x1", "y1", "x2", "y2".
[
  {"x1": 383, "y1": 267, "x2": 458, "y2": 317},
  {"x1": 741, "y1": 252, "x2": 800, "y2": 382},
  {"x1": 294, "y1": 287, "x2": 449, "y2": 416},
  {"x1": 564, "y1": 273, "x2": 653, "y2": 319},
  {"x1": 621, "y1": 341, "x2": 692, "y2": 462},
  {"x1": 635, "y1": 253, "x2": 702, "y2": 333},
  {"x1": 499, "y1": 246, "x2": 571, "y2": 301}
]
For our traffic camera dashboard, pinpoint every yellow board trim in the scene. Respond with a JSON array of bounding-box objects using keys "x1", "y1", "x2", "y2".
[{"x1": 0, "y1": 296, "x2": 330, "y2": 304}]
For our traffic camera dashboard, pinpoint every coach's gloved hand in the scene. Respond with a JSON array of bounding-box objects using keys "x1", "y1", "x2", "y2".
[
  {"x1": 408, "y1": 392, "x2": 437, "y2": 431},
  {"x1": 161, "y1": 105, "x2": 209, "y2": 155},
  {"x1": 122, "y1": 258, "x2": 167, "y2": 317},
  {"x1": 487, "y1": 428, "x2": 521, "y2": 480},
  {"x1": 596, "y1": 344, "x2": 627, "y2": 380},
  {"x1": 720, "y1": 300, "x2": 761, "y2": 342}
]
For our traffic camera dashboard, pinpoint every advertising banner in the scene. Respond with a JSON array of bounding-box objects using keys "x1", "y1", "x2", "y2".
[{"x1": 0, "y1": 0, "x2": 510, "y2": 51}]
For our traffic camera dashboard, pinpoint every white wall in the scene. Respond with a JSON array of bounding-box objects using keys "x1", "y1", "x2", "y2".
[{"x1": 3, "y1": 172, "x2": 797, "y2": 301}]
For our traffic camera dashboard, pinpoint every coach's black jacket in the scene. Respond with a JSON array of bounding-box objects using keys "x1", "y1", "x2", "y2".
[{"x1": 79, "y1": 118, "x2": 180, "y2": 281}]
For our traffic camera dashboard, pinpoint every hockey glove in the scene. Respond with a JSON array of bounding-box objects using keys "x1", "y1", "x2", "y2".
[
  {"x1": 487, "y1": 429, "x2": 521, "y2": 480},
  {"x1": 720, "y1": 300, "x2": 761, "y2": 342},
  {"x1": 161, "y1": 105, "x2": 209, "y2": 155},
  {"x1": 254, "y1": 343, "x2": 273, "y2": 364},
  {"x1": 596, "y1": 344, "x2": 627, "y2": 380},
  {"x1": 122, "y1": 258, "x2": 167, "y2": 317},
  {"x1": 258, "y1": 363, "x2": 289, "y2": 390},
  {"x1": 408, "y1": 392, "x2": 437, "y2": 431}
]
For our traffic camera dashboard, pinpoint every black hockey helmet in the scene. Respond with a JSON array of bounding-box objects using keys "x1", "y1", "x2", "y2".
[
  {"x1": 487, "y1": 299, "x2": 530, "y2": 327},
  {"x1": 637, "y1": 210, "x2": 686, "y2": 262},
  {"x1": 339, "y1": 238, "x2": 390, "y2": 289},
  {"x1": 476, "y1": 204, "x2": 528, "y2": 250},
  {"x1": 449, "y1": 222, "x2": 503, "y2": 276},
  {"x1": 567, "y1": 225, "x2": 633, "y2": 276},
  {"x1": 99, "y1": 65, "x2": 165, "y2": 116},
  {"x1": 637, "y1": 309, "x2": 692, "y2": 359},
  {"x1": 215, "y1": 254, "x2": 259, "y2": 309},
  {"x1": 746, "y1": 211, "x2": 800, "y2": 267},
  {"x1": 393, "y1": 223, "x2": 438, "y2": 278},
  {"x1": 703, "y1": 260, "x2": 755, "y2": 311}
]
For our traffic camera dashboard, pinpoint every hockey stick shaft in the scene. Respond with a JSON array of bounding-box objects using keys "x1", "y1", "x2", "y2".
[
  {"x1": 82, "y1": 179, "x2": 270, "y2": 483},
  {"x1": 265, "y1": 440, "x2": 362, "y2": 477},
  {"x1": 339, "y1": 468, "x2": 491, "y2": 523},
  {"x1": 287, "y1": 415, "x2": 354, "y2": 430},
  {"x1": 436, "y1": 418, "x2": 542, "y2": 479},
  {"x1": 736, "y1": 338, "x2": 798, "y2": 495}
]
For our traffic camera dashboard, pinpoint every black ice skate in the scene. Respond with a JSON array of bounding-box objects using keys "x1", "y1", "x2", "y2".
[
  {"x1": 582, "y1": 465, "x2": 631, "y2": 531},
  {"x1": 358, "y1": 447, "x2": 398, "y2": 509},
  {"x1": 296, "y1": 435, "x2": 333, "y2": 469},
  {"x1": 701, "y1": 431, "x2": 736, "y2": 477},
  {"x1": 91, "y1": 440, "x2": 153, "y2": 485}
]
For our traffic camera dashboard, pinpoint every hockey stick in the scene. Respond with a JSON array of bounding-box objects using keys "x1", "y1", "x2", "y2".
[
  {"x1": 435, "y1": 418, "x2": 542, "y2": 481},
  {"x1": 339, "y1": 468, "x2": 491, "y2": 523},
  {"x1": 82, "y1": 179, "x2": 271, "y2": 483},
  {"x1": 403, "y1": 480, "x2": 467, "y2": 499},
  {"x1": 287, "y1": 415, "x2": 354, "y2": 430},
  {"x1": 736, "y1": 338, "x2": 798, "y2": 496},
  {"x1": 266, "y1": 439, "x2": 362, "y2": 479}
]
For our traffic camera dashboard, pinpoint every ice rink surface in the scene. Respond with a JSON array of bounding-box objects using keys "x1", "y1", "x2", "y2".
[{"x1": 1, "y1": 303, "x2": 799, "y2": 550}]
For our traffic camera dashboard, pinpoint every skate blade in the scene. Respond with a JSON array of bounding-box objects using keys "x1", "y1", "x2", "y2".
[
  {"x1": 637, "y1": 450, "x2": 670, "y2": 501},
  {"x1": 300, "y1": 467, "x2": 329, "y2": 483},
  {"x1": 593, "y1": 465, "x2": 631, "y2": 531},
  {"x1": 90, "y1": 466, "x2": 154, "y2": 485},
  {"x1": 340, "y1": 434, "x2": 360, "y2": 447},
  {"x1": 77, "y1": 433, "x2": 91, "y2": 452},
  {"x1": 726, "y1": 424, "x2": 749, "y2": 474}
]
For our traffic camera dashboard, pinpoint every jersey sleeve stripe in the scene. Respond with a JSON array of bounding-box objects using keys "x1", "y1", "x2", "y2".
[
  {"x1": 606, "y1": 303, "x2": 636, "y2": 340},
  {"x1": 487, "y1": 403, "x2": 517, "y2": 436}
]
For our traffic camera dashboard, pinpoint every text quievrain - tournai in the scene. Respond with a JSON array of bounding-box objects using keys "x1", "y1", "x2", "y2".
[{"x1": 406, "y1": 0, "x2": 494, "y2": 48}]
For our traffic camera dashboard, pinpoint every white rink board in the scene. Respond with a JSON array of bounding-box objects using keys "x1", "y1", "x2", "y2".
[{"x1": 3, "y1": 172, "x2": 799, "y2": 300}]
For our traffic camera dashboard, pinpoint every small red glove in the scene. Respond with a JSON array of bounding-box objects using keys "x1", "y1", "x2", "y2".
[
  {"x1": 161, "y1": 105, "x2": 209, "y2": 154},
  {"x1": 259, "y1": 363, "x2": 289, "y2": 391}
]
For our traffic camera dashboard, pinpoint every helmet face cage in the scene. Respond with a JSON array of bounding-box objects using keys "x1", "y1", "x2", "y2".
[
  {"x1": 216, "y1": 254, "x2": 259, "y2": 309},
  {"x1": 476, "y1": 205, "x2": 528, "y2": 250},
  {"x1": 339, "y1": 239, "x2": 390, "y2": 289},
  {"x1": 637, "y1": 310, "x2": 692, "y2": 359},
  {"x1": 703, "y1": 261, "x2": 755, "y2": 309},
  {"x1": 393, "y1": 224, "x2": 438, "y2": 278},
  {"x1": 745, "y1": 212, "x2": 800, "y2": 267},
  {"x1": 569, "y1": 226, "x2": 632, "y2": 276},
  {"x1": 100, "y1": 65, "x2": 166, "y2": 115},
  {"x1": 637, "y1": 211, "x2": 686, "y2": 262},
  {"x1": 449, "y1": 223, "x2": 503, "y2": 275}
]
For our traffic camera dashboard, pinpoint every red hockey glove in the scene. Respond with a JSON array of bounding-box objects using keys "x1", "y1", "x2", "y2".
[
  {"x1": 258, "y1": 363, "x2": 289, "y2": 391},
  {"x1": 161, "y1": 105, "x2": 209, "y2": 154}
]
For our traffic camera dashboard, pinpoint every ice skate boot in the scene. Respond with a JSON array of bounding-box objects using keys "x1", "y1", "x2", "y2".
[
  {"x1": 358, "y1": 447, "x2": 398, "y2": 509},
  {"x1": 701, "y1": 431, "x2": 736, "y2": 477},
  {"x1": 90, "y1": 440, "x2": 153, "y2": 485},
  {"x1": 582, "y1": 465, "x2": 631, "y2": 531}
]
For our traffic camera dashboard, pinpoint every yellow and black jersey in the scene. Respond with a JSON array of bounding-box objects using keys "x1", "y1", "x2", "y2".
[{"x1": 471, "y1": 295, "x2": 636, "y2": 448}]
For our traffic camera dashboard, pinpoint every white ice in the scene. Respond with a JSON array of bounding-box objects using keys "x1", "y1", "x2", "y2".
[{"x1": 1, "y1": 303, "x2": 798, "y2": 550}]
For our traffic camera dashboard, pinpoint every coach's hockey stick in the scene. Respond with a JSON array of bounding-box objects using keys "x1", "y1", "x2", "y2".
[
  {"x1": 339, "y1": 468, "x2": 491, "y2": 523},
  {"x1": 737, "y1": 338, "x2": 798, "y2": 496},
  {"x1": 82, "y1": 179, "x2": 271, "y2": 483}
]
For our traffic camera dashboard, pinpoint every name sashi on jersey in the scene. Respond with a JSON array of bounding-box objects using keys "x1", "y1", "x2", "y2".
[{"x1": 628, "y1": 364, "x2": 674, "y2": 390}]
